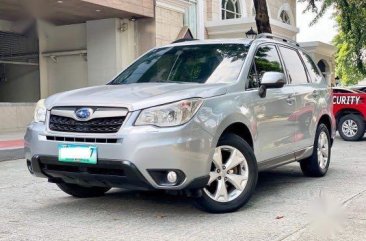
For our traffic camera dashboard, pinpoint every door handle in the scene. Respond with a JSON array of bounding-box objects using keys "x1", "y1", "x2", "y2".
[
  {"x1": 286, "y1": 94, "x2": 295, "y2": 105},
  {"x1": 312, "y1": 90, "x2": 319, "y2": 98}
]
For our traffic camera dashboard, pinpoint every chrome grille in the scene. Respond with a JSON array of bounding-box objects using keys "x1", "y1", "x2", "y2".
[{"x1": 48, "y1": 107, "x2": 127, "y2": 134}]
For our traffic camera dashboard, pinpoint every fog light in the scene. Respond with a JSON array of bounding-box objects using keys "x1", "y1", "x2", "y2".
[
  {"x1": 167, "y1": 171, "x2": 177, "y2": 183},
  {"x1": 148, "y1": 169, "x2": 185, "y2": 186}
]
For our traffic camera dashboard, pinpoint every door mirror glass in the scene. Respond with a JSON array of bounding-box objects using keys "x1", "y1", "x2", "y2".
[{"x1": 261, "y1": 72, "x2": 286, "y2": 89}]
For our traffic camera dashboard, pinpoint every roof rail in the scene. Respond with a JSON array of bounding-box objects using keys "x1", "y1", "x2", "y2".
[
  {"x1": 171, "y1": 38, "x2": 198, "y2": 44},
  {"x1": 255, "y1": 33, "x2": 300, "y2": 47}
]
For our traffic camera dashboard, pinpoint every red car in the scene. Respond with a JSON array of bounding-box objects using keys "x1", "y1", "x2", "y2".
[{"x1": 333, "y1": 87, "x2": 366, "y2": 141}]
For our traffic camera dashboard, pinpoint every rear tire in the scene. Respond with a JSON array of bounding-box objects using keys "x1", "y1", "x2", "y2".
[
  {"x1": 194, "y1": 133, "x2": 258, "y2": 213},
  {"x1": 300, "y1": 123, "x2": 331, "y2": 177},
  {"x1": 56, "y1": 183, "x2": 111, "y2": 198},
  {"x1": 338, "y1": 114, "x2": 365, "y2": 141}
]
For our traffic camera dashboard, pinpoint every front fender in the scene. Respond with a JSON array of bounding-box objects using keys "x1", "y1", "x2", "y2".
[{"x1": 194, "y1": 93, "x2": 254, "y2": 149}]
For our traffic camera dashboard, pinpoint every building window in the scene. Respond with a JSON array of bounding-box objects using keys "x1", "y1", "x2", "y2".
[
  {"x1": 280, "y1": 10, "x2": 291, "y2": 24},
  {"x1": 222, "y1": 0, "x2": 241, "y2": 20}
]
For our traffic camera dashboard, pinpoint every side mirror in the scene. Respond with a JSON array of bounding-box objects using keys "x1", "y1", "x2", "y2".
[{"x1": 258, "y1": 72, "x2": 286, "y2": 98}]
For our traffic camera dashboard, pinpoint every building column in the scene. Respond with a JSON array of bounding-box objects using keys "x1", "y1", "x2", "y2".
[
  {"x1": 37, "y1": 20, "x2": 49, "y2": 99},
  {"x1": 86, "y1": 18, "x2": 136, "y2": 86},
  {"x1": 197, "y1": 0, "x2": 205, "y2": 39}
]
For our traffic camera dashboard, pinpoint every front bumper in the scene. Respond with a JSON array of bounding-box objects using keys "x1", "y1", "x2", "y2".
[
  {"x1": 29, "y1": 155, "x2": 152, "y2": 190},
  {"x1": 25, "y1": 116, "x2": 214, "y2": 190}
]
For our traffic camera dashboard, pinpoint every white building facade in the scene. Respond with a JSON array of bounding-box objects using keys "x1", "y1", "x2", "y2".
[
  {"x1": 0, "y1": 0, "x2": 335, "y2": 132},
  {"x1": 203, "y1": 0, "x2": 335, "y2": 85}
]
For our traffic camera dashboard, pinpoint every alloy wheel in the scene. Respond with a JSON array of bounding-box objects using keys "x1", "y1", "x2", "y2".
[
  {"x1": 317, "y1": 131, "x2": 329, "y2": 169},
  {"x1": 204, "y1": 146, "x2": 249, "y2": 203},
  {"x1": 341, "y1": 119, "x2": 358, "y2": 138}
]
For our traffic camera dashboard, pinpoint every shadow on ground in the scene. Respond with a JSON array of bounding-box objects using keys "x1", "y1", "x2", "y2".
[
  {"x1": 30, "y1": 135, "x2": 362, "y2": 217},
  {"x1": 34, "y1": 164, "x2": 311, "y2": 217}
]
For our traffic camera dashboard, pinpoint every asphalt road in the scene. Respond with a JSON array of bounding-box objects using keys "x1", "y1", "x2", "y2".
[{"x1": 0, "y1": 135, "x2": 365, "y2": 241}]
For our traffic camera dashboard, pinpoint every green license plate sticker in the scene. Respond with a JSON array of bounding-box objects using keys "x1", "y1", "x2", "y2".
[{"x1": 58, "y1": 144, "x2": 97, "y2": 164}]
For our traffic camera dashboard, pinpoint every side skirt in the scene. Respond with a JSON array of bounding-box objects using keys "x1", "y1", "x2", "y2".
[{"x1": 258, "y1": 146, "x2": 313, "y2": 171}]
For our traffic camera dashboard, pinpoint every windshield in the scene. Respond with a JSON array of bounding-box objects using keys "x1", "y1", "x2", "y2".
[{"x1": 109, "y1": 44, "x2": 248, "y2": 85}]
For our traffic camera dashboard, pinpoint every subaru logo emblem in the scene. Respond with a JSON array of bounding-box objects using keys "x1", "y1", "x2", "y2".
[{"x1": 75, "y1": 108, "x2": 93, "y2": 120}]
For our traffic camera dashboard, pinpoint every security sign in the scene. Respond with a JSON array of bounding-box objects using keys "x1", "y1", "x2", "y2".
[{"x1": 333, "y1": 95, "x2": 361, "y2": 105}]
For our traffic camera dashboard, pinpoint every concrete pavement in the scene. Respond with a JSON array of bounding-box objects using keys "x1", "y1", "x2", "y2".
[{"x1": 0, "y1": 135, "x2": 365, "y2": 241}]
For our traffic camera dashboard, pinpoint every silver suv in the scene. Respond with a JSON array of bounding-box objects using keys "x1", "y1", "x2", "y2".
[{"x1": 25, "y1": 34, "x2": 336, "y2": 213}]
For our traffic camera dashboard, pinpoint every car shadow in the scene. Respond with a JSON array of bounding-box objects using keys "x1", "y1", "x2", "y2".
[
  {"x1": 335, "y1": 134, "x2": 366, "y2": 142},
  {"x1": 35, "y1": 164, "x2": 312, "y2": 216}
]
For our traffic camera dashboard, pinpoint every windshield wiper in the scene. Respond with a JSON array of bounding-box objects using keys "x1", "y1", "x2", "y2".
[{"x1": 150, "y1": 80, "x2": 193, "y2": 84}]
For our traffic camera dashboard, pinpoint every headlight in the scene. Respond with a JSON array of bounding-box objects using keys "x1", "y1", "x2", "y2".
[
  {"x1": 135, "y1": 98, "x2": 203, "y2": 127},
  {"x1": 34, "y1": 99, "x2": 46, "y2": 123}
]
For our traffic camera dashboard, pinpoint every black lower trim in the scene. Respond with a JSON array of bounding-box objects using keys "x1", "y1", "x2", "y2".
[
  {"x1": 30, "y1": 155, "x2": 153, "y2": 190},
  {"x1": 184, "y1": 175, "x2": 210, "y2": 190},
  {"x1": 29, "y1": 155, "x2": 210, "y2": 191}
]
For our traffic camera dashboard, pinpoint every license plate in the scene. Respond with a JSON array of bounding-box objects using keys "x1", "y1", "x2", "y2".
[{"x1": 58, "y1": 144, "x2": 97, "y2": 164}]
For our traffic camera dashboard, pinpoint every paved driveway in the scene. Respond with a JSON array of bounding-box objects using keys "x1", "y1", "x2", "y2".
[{"x1": 0, "y1": 135, "x2": 365, "y2": 241}]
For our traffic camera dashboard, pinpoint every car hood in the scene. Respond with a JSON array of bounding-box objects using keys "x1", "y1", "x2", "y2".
[{"x1": 45, "y1": 83, "x2": 227, "y2": 111}]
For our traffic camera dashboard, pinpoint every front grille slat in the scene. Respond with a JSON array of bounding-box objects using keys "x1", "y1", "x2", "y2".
[
  {"x1": 49, "y1": 115, "x2": 125, "y2": 133},
  {"x1": 46, "y1": 136, "x2": 118, "y2": 144}
]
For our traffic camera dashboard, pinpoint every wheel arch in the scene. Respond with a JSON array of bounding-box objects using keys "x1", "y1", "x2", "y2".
[
  {"x1": 212, "y1": 115, "x2": 254, "y2": 154},
  {"x1": 318, "y1": 114, "x2": 332, "y2": 132},
  {"x1": 221, "y1": 123, "x2": 254, "y2": 149},
  {"x1": 317, "y1": 114, "x2": 334, "y2": 146},
  {"x1": 335, "y1": 108, "x2": 365, "y2": 123}
]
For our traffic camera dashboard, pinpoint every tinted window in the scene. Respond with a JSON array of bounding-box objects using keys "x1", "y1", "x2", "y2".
[
  {"x1": 248, "y1": 45, "x2": 284, "y2": 89},
  {"x1": 299, "y1": 50, "x2": 322, "y2": 83},
  {"x1": 110, "y1": 44, "x2": 248, "y2": 85},
  {"x1": 333, "y1": 88, "x2": 358, "y2": 94},
  {"x1": 279, "y1": 47, "x2": 308, "y2": 85},
  {"x1": 333, "y1": 89, "x2": 350, "y2": 93}
]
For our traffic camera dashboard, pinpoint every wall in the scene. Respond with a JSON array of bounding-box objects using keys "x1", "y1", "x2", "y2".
[
  {"x1": 0, "y1": 64, "x2": 40, "y2": 102},
  {"x1": 136, "y1": 18, "x2": 156, "y2": 56},
  {"x1": 117, "y1": 19, "x2": 136, "y2": 69},
  {"x1": 38, "y1": 21, "x2": 88, "y2": 97},
  {"x1": 206, "y1": 0, "x2": 296, "y2": 22},
  {"x1": 0, "y1": 103, "x2": 35, "y2": 132},
  {"x1": 87, "y1": 18, "x2": 136, "y2": 86},
  {"x1": 205, "y1": 0, "x2": 299, "y2": 40},
  {"x1": 86, "y1": 19, "x2": 120, "y2": 86},
  {"x1": 83, "y1": 0, "x2": 155, "y2": 18},
  {"x1": 267, "y1": 0, "x2": 296, "y2": 25},
  {"x1": 155, "y1": 6, "x2": 184, "y2": 46},
  {"x1": 313, "y1": 53, "x2": 335, "y2": 85},
  {"x1": 206, "y1": 0, "x2": 221, "y2": 21}
]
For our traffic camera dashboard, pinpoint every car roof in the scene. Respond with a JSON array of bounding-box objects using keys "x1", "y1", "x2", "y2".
[
  {"x1": 164, "y1": 38, "x2": 252, "y2": 47},
  {"x1": 163, "y1": 37, "x2": 305, "y2": 52},
  {"x1": 333, "y1": 87, "x2": 363, "y2": 93}
]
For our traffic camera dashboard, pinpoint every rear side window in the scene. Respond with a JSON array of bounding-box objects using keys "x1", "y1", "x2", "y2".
[
  {"x1": 333, "y1": 89, "x2": 352, "y2": 94},
  {"x1": 248, "y1": 45, "x2": 284, "y2": 89},
  {"x1": 279, "y1": 46, "x2": 308, "y2": 85},
  {"x1": 298, "y1": 50, "x2": 322, "y2": 83}
]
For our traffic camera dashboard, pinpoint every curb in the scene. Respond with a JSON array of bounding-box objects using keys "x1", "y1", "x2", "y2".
[{"x1": 0, "y1": 148, "x2": 25, "y2": 162}]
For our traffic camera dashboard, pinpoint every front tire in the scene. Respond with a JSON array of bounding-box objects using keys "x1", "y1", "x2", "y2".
[
  {"x1": 338, "y1": 114, "x2": 365, "y2": 141},
  {"x1": 300, "y1": 123, "x2": 331, "y2": 177},
  {"x1": 194, "y1": 133, "x2": 258, "y2": 213},
  {"x1": 56, "y1": 183, "x2": 111, "y2": 198}
]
